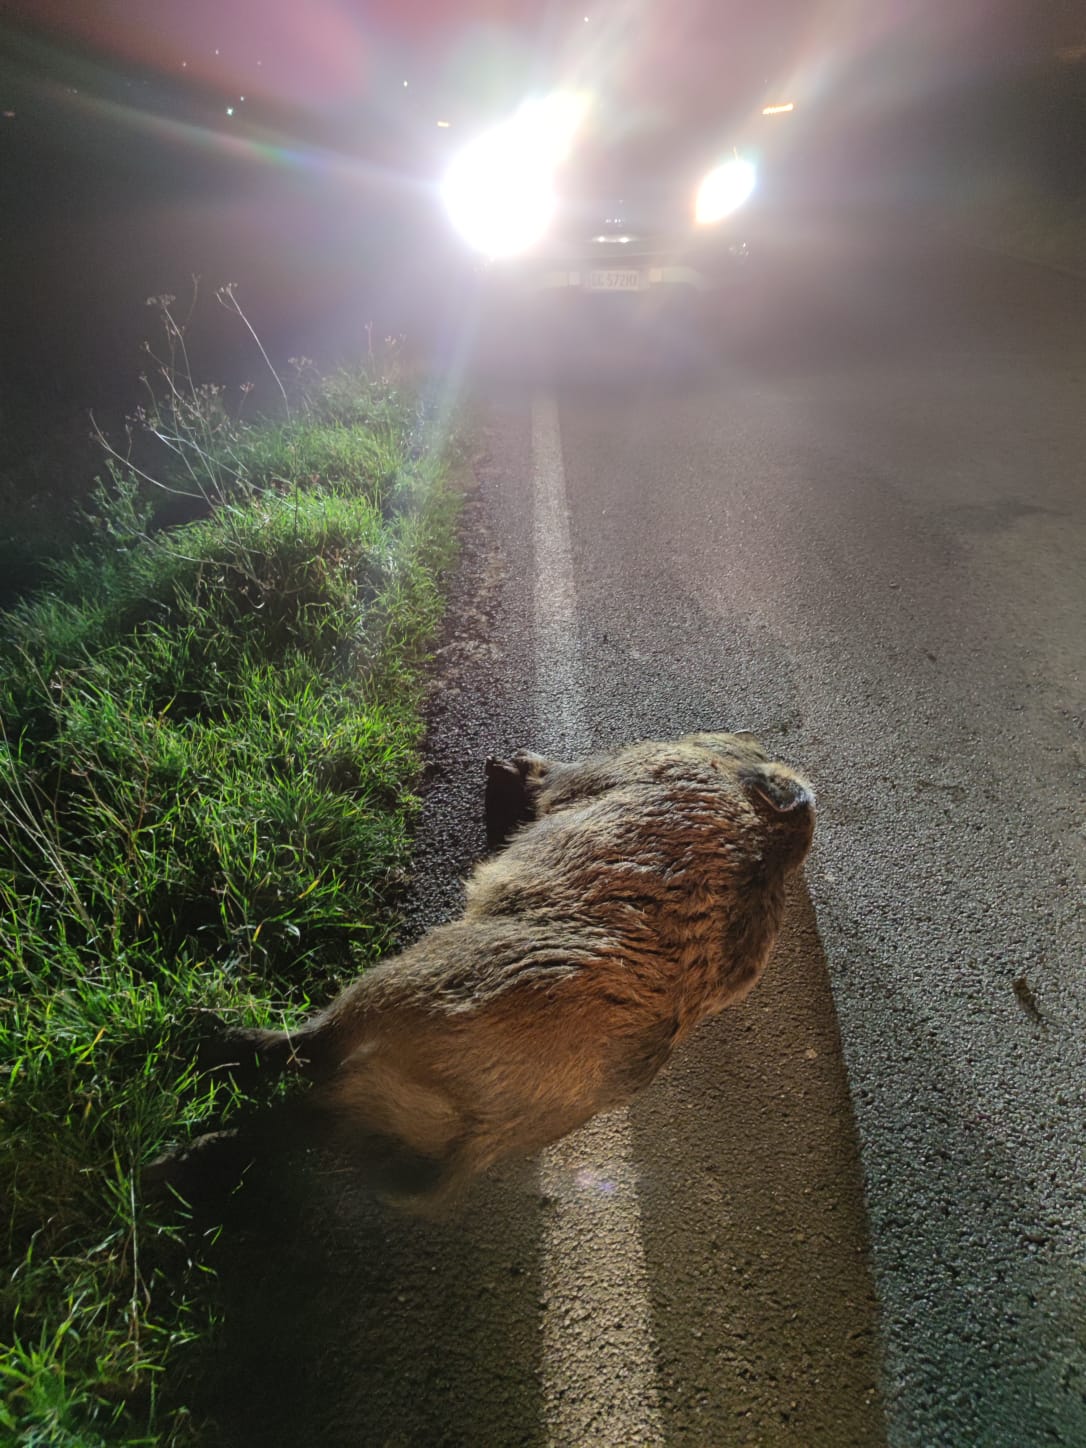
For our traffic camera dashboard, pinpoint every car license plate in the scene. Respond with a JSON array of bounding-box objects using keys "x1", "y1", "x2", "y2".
[{"x1": 587, "y1": 269, "x2": 641, "y2": 292}]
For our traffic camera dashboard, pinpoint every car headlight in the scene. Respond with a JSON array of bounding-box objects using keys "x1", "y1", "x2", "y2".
[
  {"x1": 442, "y1": 92, "x2": 587, "y2": 258},
  {"x1": 442, "y1": 125, "x2": 555, "y2": 258},
  {"x1": 694, "y1": 159, "x2": 756, "y2": 225}
]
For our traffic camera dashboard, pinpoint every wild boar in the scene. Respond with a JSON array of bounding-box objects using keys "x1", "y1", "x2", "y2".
[{"x1": 167, "y1": 731, "x2": 814, "y2": 1208}]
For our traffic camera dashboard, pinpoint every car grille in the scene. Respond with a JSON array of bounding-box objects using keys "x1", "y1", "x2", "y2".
[{"x1": 550, "y1": 192, "x2": 683, "y2": 256}]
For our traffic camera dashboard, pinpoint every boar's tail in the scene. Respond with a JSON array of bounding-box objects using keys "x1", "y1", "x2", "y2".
[{"x1": 198, "y1": 1016, "x2": 342, "y2": 1091}]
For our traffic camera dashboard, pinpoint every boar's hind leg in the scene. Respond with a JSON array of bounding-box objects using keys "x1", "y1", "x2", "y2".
[{"x1": 305, "y1": 1050, "x2": 477, "y2": 1212}]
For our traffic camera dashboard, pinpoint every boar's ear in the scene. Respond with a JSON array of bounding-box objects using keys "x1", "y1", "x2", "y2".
[
  {"x1": 485, "y1": 755, "x2": 520, "y2": 782},
  {"x1": 484, "y1": 756, "x2": 537, "y2": 852},
  {"x1": 741, "y1": 763, "x2": 814, "y2": 815},
  {"x1": 484, "y1": 752, "x2": 553, "y2": 784},
  {"x1": 511, "y1": 750, "x2": 553, "y2": 781}
]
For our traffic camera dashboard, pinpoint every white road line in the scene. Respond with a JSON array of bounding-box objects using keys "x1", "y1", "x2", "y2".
[
  {"x1": 530, "y1": 391, "x2": 584, "y2": 754},
  {"x1": 531, "y1": 391, "x2": 666, "y2": 1447}
]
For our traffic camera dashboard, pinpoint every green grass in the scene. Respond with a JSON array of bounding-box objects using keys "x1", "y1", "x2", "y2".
[{"x1": 0, "y1": 350, "x2": 461, "y2": 1443}]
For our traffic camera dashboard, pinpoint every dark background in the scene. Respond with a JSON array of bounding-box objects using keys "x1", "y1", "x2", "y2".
[{"x1": 2, "y1": 1, "x2": 1084, "y2": 439}]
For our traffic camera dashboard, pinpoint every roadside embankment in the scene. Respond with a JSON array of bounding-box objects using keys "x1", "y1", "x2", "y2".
[{"x1": 0, "y1": 343, "x2": 462, "y2": 1446}]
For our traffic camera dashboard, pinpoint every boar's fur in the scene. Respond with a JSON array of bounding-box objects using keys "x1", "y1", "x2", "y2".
[{"x1": 175, "y1": 732, "x2": 814, "y2": 1207}]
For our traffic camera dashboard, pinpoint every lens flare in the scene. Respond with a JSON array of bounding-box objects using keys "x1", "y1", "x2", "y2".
[
  {"x1": 442, "y1": 92, "x2": 588, "y2": 257},
  {"x1": 694, "y1": 158, "x2": 756, "y2": 224}
]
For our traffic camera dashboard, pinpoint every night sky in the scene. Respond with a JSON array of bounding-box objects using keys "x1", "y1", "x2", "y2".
[{"x1": 6, "y1": 1, "x2": 1077, "y2": 122}]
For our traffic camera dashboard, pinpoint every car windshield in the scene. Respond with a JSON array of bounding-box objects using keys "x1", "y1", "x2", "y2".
[{"x1": 557, "y1": 117, "x2": 729, "y2": 199}]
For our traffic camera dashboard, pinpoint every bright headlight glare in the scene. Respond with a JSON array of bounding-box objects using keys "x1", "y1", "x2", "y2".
[
  {"x1": 442, "y1": 92, "x2": 587, "y2": 257},
  {"x1": 695, "y1": 159, "x2": 756, "y2": 224},
  {"x1": 443, "y1": 132, "x2": 553, "y2": 257}
]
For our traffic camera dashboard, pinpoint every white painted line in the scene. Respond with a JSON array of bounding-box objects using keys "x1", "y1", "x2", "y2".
[
  {"x1": 530, "y1": 391, "x2": 665, "y2": 1447},
  {"x1": 530, "y1": 391, "x2": 584, "y2": 754}
]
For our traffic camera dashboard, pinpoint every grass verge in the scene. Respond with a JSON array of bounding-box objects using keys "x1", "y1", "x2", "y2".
[{"x1": 0, "y1": 320, "x2": 461, "y2": 1444}]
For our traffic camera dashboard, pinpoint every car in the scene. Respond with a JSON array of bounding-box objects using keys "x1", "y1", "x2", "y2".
[{"x1": 440, "y1": 91, "x2": 763, "y2": 324}]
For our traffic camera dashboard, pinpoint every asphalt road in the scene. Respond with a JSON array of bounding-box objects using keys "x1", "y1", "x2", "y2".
[{"x1": 202, "y1": 226, "x2": 1086, "y2": 1448}]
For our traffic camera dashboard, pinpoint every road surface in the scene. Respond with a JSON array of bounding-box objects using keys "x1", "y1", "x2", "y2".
[{"x1": 203, "y1": 226, "x2": 1086, "y2": 1448}]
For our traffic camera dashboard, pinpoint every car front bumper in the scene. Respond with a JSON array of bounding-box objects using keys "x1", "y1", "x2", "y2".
[{"x1": 483, "y1": 235, "x2": 752, "y2": 301}]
